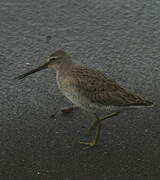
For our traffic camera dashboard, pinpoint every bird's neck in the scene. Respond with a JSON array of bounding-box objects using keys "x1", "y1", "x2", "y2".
[{"x1": 56, "y1": 59, "x2": 74, "y2": 75}]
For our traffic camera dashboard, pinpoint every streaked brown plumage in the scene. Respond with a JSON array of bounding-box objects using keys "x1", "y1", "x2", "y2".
[
  {"x1": 16, "y1": 49, "x2": 153, "y2": 147},
  {"x1": 59, "y1": 64, "x2": 152, "y2": 109}
]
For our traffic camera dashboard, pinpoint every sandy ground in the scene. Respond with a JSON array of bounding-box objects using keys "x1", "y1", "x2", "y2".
[{"x1": 0, "y1": 0, "x2": 160, "y2": 179}]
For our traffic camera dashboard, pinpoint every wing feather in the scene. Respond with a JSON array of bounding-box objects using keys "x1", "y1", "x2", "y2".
[{"x1": 66, "y1": 65, "x2": 152, "y2": 106}]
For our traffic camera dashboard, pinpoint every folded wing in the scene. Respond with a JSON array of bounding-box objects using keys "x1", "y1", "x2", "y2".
[{"x1": 68, "y1": 65, "x2": 153, "y2": 107}]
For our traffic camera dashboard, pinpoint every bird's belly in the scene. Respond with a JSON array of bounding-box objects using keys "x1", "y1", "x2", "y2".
[
  {"x1": 60, "y1": 87, "x2": 113, "y2": 113},
  {"x1": 61, "y1": 88, "x2": 90, "y2": 108}
]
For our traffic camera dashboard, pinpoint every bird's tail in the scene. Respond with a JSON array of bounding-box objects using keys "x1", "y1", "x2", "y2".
[
  {"x1": 152, "y1": 103, "x2": 159, "y2": 108},
  {"x1": 145, "y1": 100, "x2": 154, "y2": 106}
]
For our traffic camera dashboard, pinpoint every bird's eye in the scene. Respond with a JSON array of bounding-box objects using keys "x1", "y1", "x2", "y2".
[{"x1": 50, "y1": 57, "x2": 56, "y2": 61}]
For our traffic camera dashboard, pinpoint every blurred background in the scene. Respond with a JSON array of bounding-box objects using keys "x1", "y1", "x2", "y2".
[{"x1": 0, "y1": 0, "x2": 159, "y2": 179}]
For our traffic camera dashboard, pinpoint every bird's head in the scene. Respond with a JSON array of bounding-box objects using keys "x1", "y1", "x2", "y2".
[
  {"x1": 47, "y1": 49, "x2": 71, "y2": 69},
  {"x1": 15, "y1": 49, "x2": 71, "y2": 80}
]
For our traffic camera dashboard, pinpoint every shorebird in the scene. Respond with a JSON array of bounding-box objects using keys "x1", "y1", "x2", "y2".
[{"x1": 16, "y1": 50, "x2": 153, "y2": 147}]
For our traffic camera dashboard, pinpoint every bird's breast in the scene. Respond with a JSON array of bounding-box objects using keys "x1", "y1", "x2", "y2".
[{"x1": 56, "y1": 71, "x2": 70, "y2": 90}]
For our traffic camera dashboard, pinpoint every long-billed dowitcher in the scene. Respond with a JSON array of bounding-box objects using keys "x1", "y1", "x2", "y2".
[{"x1": 16, "y1": 50, "x2": 153, "y2": 147}]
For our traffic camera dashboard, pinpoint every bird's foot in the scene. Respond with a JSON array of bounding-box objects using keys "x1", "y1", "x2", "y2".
[
  {"x1": 50, "y1": 109, "x2": 59, "y2": 118},
  {"x1": 80, "y1": 140, "x2": 97, "y2": 149},
  {"x1": 82, "y1": 121, "x2": 102, "y2": 149}
]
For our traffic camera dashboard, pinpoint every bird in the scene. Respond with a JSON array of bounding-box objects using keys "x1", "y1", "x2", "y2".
[{"x1": 15, "y1": 49, "x2": 153, "y2": 148}]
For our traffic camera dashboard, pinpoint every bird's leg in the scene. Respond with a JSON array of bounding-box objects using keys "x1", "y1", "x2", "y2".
[
  {"x1": 94, "y1": 122, "x2": 102, "y2": 144},
  {"x1": 88, "y1": 111, "x2": 120, "y2": 135},
  {"x1": 80, "y1": 112, "x2": 120, "y2": 148},
  {"x1": 50, "y1": 105, "x2": 79, "y2": 118},
  {"x1": 80, "y1": 115, "x2": 102, "y2": 148},
  {"x1": 61, "y1": 105, "x2": 79, "y2": 113}
]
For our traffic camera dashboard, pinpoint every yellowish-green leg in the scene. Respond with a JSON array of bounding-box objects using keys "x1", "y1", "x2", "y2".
[
  {"x1": 80, "y1": 124, "x2": 102, "y2": 148},
  {"x1": 80, "y1": 112, "x2": 120, "y2": 148},
  {"x1": 80, "y1": 115, "x2": 102, "y2": 148},
  {"x1": 88, "y1": 111, "x2": 120, "y2": 135}
]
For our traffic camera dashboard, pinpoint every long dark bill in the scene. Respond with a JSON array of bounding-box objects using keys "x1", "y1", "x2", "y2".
[{"x1": 15, "y1": 62, "x2": 50, "y2": 80}]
